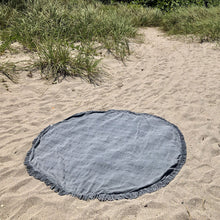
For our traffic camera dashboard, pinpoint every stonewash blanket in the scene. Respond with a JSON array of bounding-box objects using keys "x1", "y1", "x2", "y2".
[{"x1": 24, "y1": 110, "x2": 186, "y2": 201}]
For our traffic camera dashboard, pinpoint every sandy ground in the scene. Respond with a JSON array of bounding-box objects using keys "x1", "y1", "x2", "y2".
[{"x1": 0, "y1": 28, "x2": 220, "y2": 220}]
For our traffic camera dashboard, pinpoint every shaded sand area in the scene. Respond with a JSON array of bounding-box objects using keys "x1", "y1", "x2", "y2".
[{"x1": 0, "y1": 28, "x2": 220, "y2": 219}]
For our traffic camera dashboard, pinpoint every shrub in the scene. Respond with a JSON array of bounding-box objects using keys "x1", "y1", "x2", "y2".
[{"x1": 100, "y1": 0, "x2": 220, "y2": 11}]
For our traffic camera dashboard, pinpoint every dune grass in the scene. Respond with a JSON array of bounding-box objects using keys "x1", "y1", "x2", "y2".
[
  {"x1": 162, "y1": 6, "x2": 220, "y2": 42},
  {"x1": 0, "y1": 0, "x2": 219, "y2": 83},
  {"x1": 0, "y1": 0, "x2": 162, "y2": 82}
]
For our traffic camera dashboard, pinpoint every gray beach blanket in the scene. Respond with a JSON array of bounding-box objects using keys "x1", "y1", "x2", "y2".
[{"x1": 25, "y1": 110, "x2": 186, "y2": 201}]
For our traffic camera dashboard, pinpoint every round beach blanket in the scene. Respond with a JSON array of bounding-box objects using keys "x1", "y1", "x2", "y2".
[{"x1": 25, "y1": 110, "x2": 186, "y2": 201}]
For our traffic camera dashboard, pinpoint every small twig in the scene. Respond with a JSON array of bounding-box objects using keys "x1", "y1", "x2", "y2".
[
  {"x1": 39, "y1": 87, "x2": 49, "y2": 96},
  {"x1": 202, "y1": 199, "x2": 206, "y2": 210},
  {"x1": 1, "y1": 70, "x2": 17, "y2": 83}
]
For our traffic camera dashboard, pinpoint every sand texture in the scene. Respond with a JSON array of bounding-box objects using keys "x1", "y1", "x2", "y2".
[{"x1": 0, "y1": 28, "x2": 220, "y2": 220}]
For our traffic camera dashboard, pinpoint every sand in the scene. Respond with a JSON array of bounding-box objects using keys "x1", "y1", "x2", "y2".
[{"x1": 0, "y1": 28, "x2": 220, "y2": 220}]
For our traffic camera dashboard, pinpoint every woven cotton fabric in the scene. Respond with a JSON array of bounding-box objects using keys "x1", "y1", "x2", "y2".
[{"x1": 25, "y1": 110, "x2": 186, "y2": 201}]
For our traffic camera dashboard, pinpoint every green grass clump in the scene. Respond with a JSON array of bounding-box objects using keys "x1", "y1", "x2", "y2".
[
  {"x1": 36, "y1": 40, "x2": 101, "y2": 83},
  {"x1": 0, "y1": 0, "x2": 219, "y2": 83},
  {"x1": 162, "y1": 6, "x2": 220, "y2": 42},
  {"x1": 0, "y1": 0, "x2": 162, "y2": 82}
]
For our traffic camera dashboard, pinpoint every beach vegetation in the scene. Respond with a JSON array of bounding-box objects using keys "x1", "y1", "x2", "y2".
[{"x1": 0, "y1": 0, "x2": 219, "y2": 83}]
